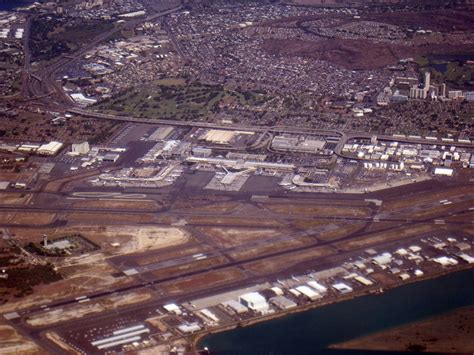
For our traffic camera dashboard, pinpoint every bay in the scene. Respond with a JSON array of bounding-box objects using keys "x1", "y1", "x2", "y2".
[{"x1": 199, "y1": 268, "x2": 474, "y2": 355}]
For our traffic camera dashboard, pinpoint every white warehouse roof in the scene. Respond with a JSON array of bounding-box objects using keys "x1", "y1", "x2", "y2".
[
  {"x1": 307, "y1": 281, "x2": 327, "y2": 293},
  {"x1": 332, "y1": 282, "x2": 353, "y2": 294},
  {"x1": 434, "y1": 167, "x2": 454, "y2": 176},
  {"x1": 38, "y1": 141, "x2": 63, "y2": 155},
  {"x1": 239, "y1": 292, "x2": 269, "y2": 312},
  {"x1": 372, "y1": 252, "x2": 392, "y2": 266},
  {"x1": 163, "y1": 303, "x2": 181, "y2": 315},
  {"x1": 295, "y1": 285, "x2": 321, "y2": 301}
]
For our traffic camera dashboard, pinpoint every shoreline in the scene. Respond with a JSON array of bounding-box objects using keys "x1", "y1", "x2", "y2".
[
  {"x1": 190, "y1": 264, "x2": 474, "y2": 353},
  {"x1": 330, "y1": 304, "x2": 474, "y2": 353}
]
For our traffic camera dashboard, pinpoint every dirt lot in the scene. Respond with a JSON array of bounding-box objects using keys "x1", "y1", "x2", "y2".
[
  {"x1": 133, "y1": 245, "x2": 210, "y2": 266},
  {"x1": 0, "y1": 193, "x2": 32, "y2": 205},
  {"x1": 245, "y1": 245, "x2": 336, "y2": 274},
  {"x1": 197, "y1": 227, "x2": 285, "y2": 248},
  {"x1": 229, "y1": 237, "x2": 314, "y2": 261},
  {"x1": 262, "y1": 203, "x2": 371, "y2": 218},
  {"x1": 72, "y1": 199, "x2": 159, "y2": 210},
  {"x1": 25, "y1": 290, "x2": 153, "y2": 327},
  {"x1": 92, "y1": 225, "x2": 190, "y2": 255},
  {"x1": 331, "y1": 305, "x2": 474, "y2": 353},
  {"x1": 334, "y1": 224, "x2": 438, "y2": 251},
  {"x1": 9, "y1": 212, "x2": 56, "y2": 225},
  {"x1": 317, "y1": 222, "x2": 368, "y2": 242},
  {"x1": 0, "y1": 322, "x2": 43, "y2": 354},
  {"x1": 262, "y1": 37, "x2": 474, "y2": 71},
  {"x1": 160, "y1": 267, "x2": 246, "y2": 295},
  {"x1": 150, "y1": 256, "x2": 229, "y2": 280},
  {"x1": 368, "y1": 9, "x2": 474, "y2": 32},
  {"x1": 66, "y1": 212, "x2": 157, "y2": 223}
]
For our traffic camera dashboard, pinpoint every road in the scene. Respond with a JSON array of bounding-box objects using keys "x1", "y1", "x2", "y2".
[{"x1": 19, "y1": 5, "x2": 183, "y2": 106}]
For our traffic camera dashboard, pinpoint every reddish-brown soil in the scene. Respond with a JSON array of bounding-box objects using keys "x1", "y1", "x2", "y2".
[{"x1": 262, "y1": 38, "x2": 474, "y2": 70}]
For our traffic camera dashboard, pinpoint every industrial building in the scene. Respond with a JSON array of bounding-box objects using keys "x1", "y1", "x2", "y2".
[
  {"x1": 163, "y1": 303, "x2": 182, "y2": 315},
  {"x1": 148, "y1": 127, "x2": 174, "y2": 141},
  {"x1": 101, "y1": 153, "x2": 120, "y2": 163},
  {"x1": 434, "y1": 167, "x2": 454, "y2": 176},
  {"x1": 295, "y1": 285, "x2": 321, "y2": 301},
  {"x1": 307, "y1": 281, "x2": 327, "y2": 293},
  {"x1": 37, "y1": 141, "x2": 63, "y2": 156},
  {"x1": 272, "y1": 136, "x2": 326, "y2": 153},
  {"x1": 239, "y1": 292, "x2": 269, "y2": 312},
  {"x1": 18, "y1": 143, "x2": 40, "y2": 152},
  {"x1": 71, "y1": 141, "x2": 90, "y2": 155},
  {"x1": 332, "y1": 282, "x2": 353, "y2": 294},
  {"x1": 186, "y1": 156, "x2": 295, "y2": 171},
  {"x1": 222, "y1": 300, "x2": 249, "y2": 314},
  {"x1": 192, "y1": 147, "x2": 212, "y2": 158},
  {"x1": 199, "y1": 129, "x2": 254, "y2": 145},
  {"x1": 270, "y1": 296, "x2": 297, "y2": 310}
]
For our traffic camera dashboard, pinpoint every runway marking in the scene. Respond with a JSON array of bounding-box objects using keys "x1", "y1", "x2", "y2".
[
  {"x1": 112, "y1": 194, "x2": 147, "y2": 199},
  {"x1": 365, "y1": 199, "x2": 382, "y2": 206},
  {"x1": 98, "y1": 198, "x2": 153, "y2": 202}
]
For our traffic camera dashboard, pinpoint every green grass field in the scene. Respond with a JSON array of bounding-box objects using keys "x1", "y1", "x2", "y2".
[
  {"x1": 94, "y1": 79, "x2": 269, "y2": 120},
  {"x1": 416, "y1": 55, "x2": 474, "y2": 90}
]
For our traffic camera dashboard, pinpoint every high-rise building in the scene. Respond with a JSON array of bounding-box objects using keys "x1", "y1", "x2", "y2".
[
  {"x1": 439, "y1": 84, "x2": 447, "y2": 97},
  {"x1": 424, "y1": 71, "x2": 431, "y2": 90},
  {"x1": 410, "y1": 87, "x2": 427, "y2": 99},
  {"x1": 71, "y1": 141, "x2": 90, "y2": 155}
]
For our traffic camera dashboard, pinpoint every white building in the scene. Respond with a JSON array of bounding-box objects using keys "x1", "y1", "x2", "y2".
[
  {"x1": 448, "y1": 90, "x2": 463, "y2": 100},
  {"x1": 295, "y1": 285, "x2": 321, "y2": 301},
  {"x1": 37, "y1": 141, "x2": 63, "y2": 156},
  {"x1": 163, "y1": 303, "x2": 182, "y2": 315},
  {"x1": 270, "y1": 296, "x2": 297, "y2": 310},
  {"x1": 239, "y1": 292, "x2": 269, "y2": 312},
  {"x1": 434, "y1": 167, "x2": 453, "y2": 176},
  {"x1": 70, "y1": 93, "x2": 97, "y2": 106},
  {"x1": 372, "y1": 252, "x2": 392, "y2": 266},
  {"x1": 307, "y1": 281, "x2": 327, "y2": 293},
  {"x1": 332, "y1": 282, "x2": 353, "y2": 294},
  {"x1": 71, "y1": 141, "x2": 90, "y2": 155}
]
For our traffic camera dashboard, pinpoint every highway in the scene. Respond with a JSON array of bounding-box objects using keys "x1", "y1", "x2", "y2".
[
  {"x1": 19, "y1": 5, "x2": 183, "y2": 105},
  {"x1": 66, "y1": 107, "x2": 474, "y2": 161}
]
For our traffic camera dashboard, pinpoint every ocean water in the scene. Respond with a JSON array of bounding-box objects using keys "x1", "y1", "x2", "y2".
[
  {"x1": 199, "y1": 268, "x2": 474, "y2": 355},
  {"x1": 0, "y1": 1, "x2": 32, "y2": 11}
]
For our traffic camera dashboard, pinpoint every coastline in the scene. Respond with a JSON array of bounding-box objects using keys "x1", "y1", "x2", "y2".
[
  {"x1": 0, "y1": 0, "x2": 34, "y2": 11},
  {"x1": 191, "y1": 264, "x2": 474, "y2": 353},
  {"x1": 330, "y1": 305, "x2": 474, "y2": 353}
]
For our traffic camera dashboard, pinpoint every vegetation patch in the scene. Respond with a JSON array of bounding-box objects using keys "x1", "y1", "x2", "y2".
[
  {"x1": 30, "y1": 15, "x2": 114, "y2": 62},
  {"x1": 93, "y1": 79, "x2": 270, "y2": 121},
  {"x1": 417, "y1": 54, "x2": 474, "y2": 90}
]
